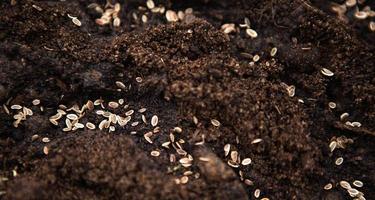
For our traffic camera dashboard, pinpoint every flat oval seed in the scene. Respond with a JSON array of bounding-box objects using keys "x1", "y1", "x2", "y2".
[
  {"x1": 151, "y1": 115, "x2": 158, "y2": 127},
  {"x1": 32, "y1": 99, "x2": 41, "y2": 106},
  {"x1": 335, "y1": 157, "x2": 344, "y2": 165},
  {"x1": 241, "y1": 158, "x2": 252, "y2": 165},
  {"x1": 86, "y1": 122, "x2": 96, "y2": 130},
  {"x1": 151, "y1": 150, "x2": 160, "y2": 157},
  {"x1": 321, "y1": 68, "x2": 334, "y2": 76},
  {"x1": 353, "y1": 180, "x2": 363, "y2": 188},
  {"x1": 211, "y1": 119, "x2": 220, "y2": 127},
  {"x1": 324, "y1": 183, "x2": 333, "y2": 190},
  {"x1": 339, "y1": 181, "x2": 351, "y2": 189},
  {"x1": 246, "y1": 28, "x2": 258, "y2": 38}
]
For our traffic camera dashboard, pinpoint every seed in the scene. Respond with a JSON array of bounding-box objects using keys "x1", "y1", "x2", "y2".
[
  {"x1": 348, "y1": 188, "x2": 360, "y2": 197},
  {"x1": 335, "y1": 157, "x2": 344, "y2": 165},
  {"x1": 241, "y1": 158, "x2": 252, "y2": 165},
  {"x1": 67, "y1": 114, "x2": 78, "y2": 120},
  {"x1": 198, "y1": 157, "x2": 210, "y2": 162},
  {"x1": 42, "y1": 137, "x2": 50, "y2": 143},
  {"x1": 11, "y1": 105, "x2": 22, "y2": 110},
  {"x1": 151, "y1": 115, "x2": 158, "y2": 127},
  {"x1": 286, "y1": 85, "x2": 295, "y2": 97},
  {"x1": 141, "y1": 15, "x2": 148, "y2": 23},
  {"x1": 369, "y1": 21, "x2": 375, "y2": 32},
  {"x1": 254, "y1": 189, "x2": 261, "y2": 198},
  {"x1": 173, "y1": 127, "x2": 182, "y2": 133},
  {"x1": 118, "y1": 99, "x2": 124, "y2": 105},
  {"x1": 253, "y1": 54, "x2": 260, "y2": 62},
  {"x1": 74, "y1": 123, "x2": 84, "y2": 129},
  {"x1": 211, "y1": 119, "x2": 220, "y2": 127},
  {"x1": 351, "y1": 122, "x2": 361, "y2": 127},
  {"x1": 246, "y1": 28, "x2": 258, "y2": 38},
  {"x1": 328, "y1": 102, "x2": 336, "y2": 109},
  {"x1": 32, "y1": 99, "x2": 40, "y2": 106},
  {"x1": 324, "y1": 183, "x2": 333, "y2": 190},
  {"x1": 116, "y1": 81, "x2": 126, "y2": 90},
  {"x1": 144, "y1": 134, "x2": 153, "y2": 144},
  {"x1": 99, "y1": 120, "x2": 108, "y2": 130},
  {"x1": 142, "y1": 115, "x2": 147, "y2": 123},
  {"x1": 113, "y1": 17, "x2": 121, "y2": 27},
  {"x1": 32, "y1": 4, "x2": 43, "y2": 11},
  {"x1": 86, "y1": 100, "x2": 94, "y2": 110},
  {"x1": 135, "y1": 77, "x2": 143, "y2": 83},
  {"x1": 221, "y1": 23, "x2": 236, "y2": 34},
  {"x1": 43, "y1": 146, "x2": 49, "y2": 155},
  {"x1": 131, "y1": 121, "x2": 139, "y2": 127},
  {"x1": 125, "y1": 110, "x2": 134, "y2": 116},
  {"x1": 180, "y1": 176, "x2": 189, "y2": 184},
  {"x1": 230, "y1": 151, "x2": 238, "y2": 162},
  {"x1": 354, "y1": 11, "x2": 368, "y2": 20},
  {"x1": 260, "y1": 198, "x2": 270, "y2": 200},
  {"x1": 151, "y1": 150, "x2": 160, "y2": 157},
  {"x1": 193, "y1": 116, "x2": 198, "y2": 124},
  {"x1": 118, "y1": 116, "x2": 131, "y2": 126},
  {"x1": 162, "y1": 141, "x2": 171, "y2": 148},
  {"x1": 244, "y1": 179, "x2": 254, "y2": 186},
  {"x1": 3, "y1": 105, "x2": 10, "y2": 115},
  {"x1": 138, "y1": 108, "x2": 147, "y2": 113},
  {"x1": 340, "y1": 113, "x2": 349, "y2": 121},
  {"x1": 24, "y1": 107, "x2": 33, "y2": 116},
  {"x1": 65, "y1": 118, "x2": 72, "y2": 128},
  {"x1": 31, "y1": 134, "x2": 39, "y2": 141},
  {"x1": 345, "y1": 0, "x2": 356, "y2": 7},
  {"x1": 251, "y1": 138, "x2": 263, "y2": 144},
  {"x1": 353, "y1": 180, "x2": 363, "y2": 188},
  {"x1": 179, "y1": 157, "x2": 191, "y2": 164},
  {"x1": 177, "y1": 11, "x2": 185, "y2": 20},
  {"x1": 108, "y1": 101, "x2": 119, "y2": 109},
  {"x1": 224, "y1": 144, "x2": 231, "y2": 157},
  {"x1": 86, "y1": 122, "x2": 96, "y2": 130},
  {"x1": 270, "y1": 47, "x2": 277, "y2": 57},
  {"x1": 329, "y1": 141, "x2": 337, "y2": 152},
  {"x1": 166, "y1": 10, "x2": 178, "y2": 22},
  {"x1": 321, "y1": 68, "x2": 334, "y2": 76},
  {"x1": 146, "y1": 0, "x2": 155, "y2": 9}
]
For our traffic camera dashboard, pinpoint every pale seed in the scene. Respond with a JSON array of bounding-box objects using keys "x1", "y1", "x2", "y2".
[
  {"x1": 211, "y1": 119, "x2": 220, "y2": 127},
  {"x1": 246, "y1": 28, "x2": 258, "y2": 38},
  {"x1": 321, "y1": 68, "x2": 334, "y2": 76},
  {"x1": 241, "y1": 158, "x2": 252, "y2": 165},
  {"x1": 32, "y1": 99, "x2": 40, "y2": 106},
  {"x1": 151, "y1": 115, "x2": 158, "y2": 127},
  {"x1": 166, "y1": 10, "x2": 178, "y2": 22},
  {"x1": 353, "y1": 180, "x2": 363, "y2": 188},
  {"x1": 335, "y1": 157, "x2": 344, "y2": 165},
  {"x1": 150, "y1": 150, "x2": 160, "y2": 157}
]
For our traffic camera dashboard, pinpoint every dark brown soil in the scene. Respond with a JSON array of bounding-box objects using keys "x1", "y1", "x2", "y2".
[{"x1": 0, "y1": 0, "x2": 374, "y2": 199}]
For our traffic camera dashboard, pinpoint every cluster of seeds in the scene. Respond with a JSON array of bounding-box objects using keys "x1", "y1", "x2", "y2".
[
  {"x1": 331, "y1": 0, "x2": 375, "y2": 31},
  {"x1": 338, "y1": 112, "x2": 362, "y2": 128},
  {"x1": 3, "y1": 98, "x2": 42, "y2": 128},
  {"x1": 339, "y1": 180, "x2": 366, "y2": 199},
  {"x1": 280, "y1": 82, "x2": 296, "y2": 97},
  {"x1": 88, "y1": 1, "x2": 122, "y2": 27},
  {"x1": 221, "y1": 17, "x2": 258, "y2": 38}
]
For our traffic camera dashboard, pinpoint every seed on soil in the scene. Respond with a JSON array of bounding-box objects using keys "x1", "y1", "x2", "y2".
[
  {"x1": 118, "y1": 99, "x2": 124, "y2": 105},
  {"x1": 324, "y1": 183, "x2": 333, "y2": 190},
  {"x1": 166, "y1": 10, "x2": 178, "y2": 22},
  {"x1": 351, "y1": 122, "x2": 361, "y2": 127},
  {"x1": 198, "y1": 157, "x2": 210, "y2": 162},
  {"x1": 67, "y1": 114, "x2": 78, "y2": 120},
  {"x1": 348, "y1": 188, "x2": 360, "y2": 197},
  {"x1": 173, "y1": 127, "x2": 182, "y2": 133},
  {"x1": 150, "y1": 150, "x2": 160, "y2": 157},
  {"x1": 369, "y1": 21, "x2": 375, "y2": 32},
  {"x1": 108, "y1": 101, "x2": 119, "y2": 109},
  {"x1": 253, "y1": 54, "x2": 260, "y2": 62},
  {"x1": 31, "y1": 134, "x2": 39, "y2": 141},
  {"x1": 224, "y1": 144, "x2": 231, "y2": 157},
  {"x1": 328, "y1": 102, "x2": 336, "y2": 109},
  {"x1": 3, "y1": 105, "x2": 10, "y2": 115},
  {"x1": 138, "y1": 108, "x2": 147, "y2": 113},
  {"x1": 180, "y1": 176, "x2": 189, "y2": 184},
  {"x1": 135, "y1": 77, "x2": 143, "y2": 83},
  {"x1": 86, "y1": 122, "x2": 96, "y2": 130},
  {"x1": 321, "y1": 68, "x2": 334, "y2": 76},
  {"x1": 43, "y1": 146, "x2": 49, "y2": 155},
  {"x1": 162, "y1": 141, "x2": 170, "y2": 148},
  {"x1": 10, "y1": 105, "x2": 22, "y2": 110},
  {"x1": 151, "y1": 115, "x2": 158, "y2": 127},
  {"x1": 227, "y1": 160, "x2": 239, "y2": 168},
  {"x1": 124, "y1": 110, "x2": 134, "y2": 116},
  {"x1": 345, "y1": 0, "x2": 356, "y2": 7},
  {"x1": 329, "y1": 141, "x2": 337, "y2": 152},
  {"x1": 210, "y1": 119, "x2": 221, "y2": 127},
  {"x1": 230, "y1": 151, "x2": 238, "y2": 162},
  {"x1": 193, "y1": 116, "x2": 198, "y2": 124},
  {"x1": 251, "y1": 138, "x2": 263, "y2": 144},
  {"x1": 353, "y1": 180, "x2": 363, "y2": 188},
  {"x1": 179, "y1": 157, "x2": 191, "y2": 164},
  {"x1": 113, "y1": 17, "x2": 120, "y2": 27},
  {"x1": 340, "y1": 112, "x2": 349, "y2": 121},
  {"x1": 42, "y1": 137, "x2": 50, "y2": 143},
  {"x1": 99, "y1": 119, "x2": 108, "y2": 130},
  {"x1": 335, "y1": 157, "x2": 344, "y2": 165},
  {"x1": 116, "y1": 81, "x2": 126, "y2": 90},
  {"x1": 74, "y1": 123, "x2": 84, "y2": 129},
  {"x1": 221, "y1": 23, "x2": 236, "y2": 34},
  {"x1": 244, "y1": 179, "x2": 254, "y2": 186},
  {"x1": 131, "y1": 121, "x2": 139, "y2": 127},
  {"x1": 141, "y1": 15, "x2": 148, "y2": 23},
  {"x1": 286, "y1": 85, "x2": 296, "y2": 97},
  {"x1": 241, "y1": 158, "x2": 252, "y2": 165},
  {"x1": 146, "y1": 0, "x2": 155, "y2": 9},
  {"x1": 270, "y1": 47, "x2": 277, "y2": 57},
  {"x1": 246, "y1": 28, "x2": 258, "y2": 38},
  {"x1": 354, "y1": 11, "x2": 368, "y2": 20},
  {"x1": 72, "y1": 18, "x2": 82, "y2": 27},
  {"x1": 254, "y1": 189, "x2": 261, "y2": 198},
  {"x1": 32, "y1": 99, "x2": 40, "y2": 106}
]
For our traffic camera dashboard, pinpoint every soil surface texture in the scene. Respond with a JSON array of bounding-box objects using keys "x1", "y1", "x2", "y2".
[{"x1": 0, "y1": 0, "x2": 374, "y2": 200}]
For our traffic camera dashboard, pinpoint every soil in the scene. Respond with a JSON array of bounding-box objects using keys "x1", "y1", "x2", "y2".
[{"x1": 0, "y1": 0, "x2": 374, "y2": 199}]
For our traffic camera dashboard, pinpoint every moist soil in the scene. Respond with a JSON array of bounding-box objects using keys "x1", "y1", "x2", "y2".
[{"x1": 0, "y1": 0, "x2": 374, "y2": 199}]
